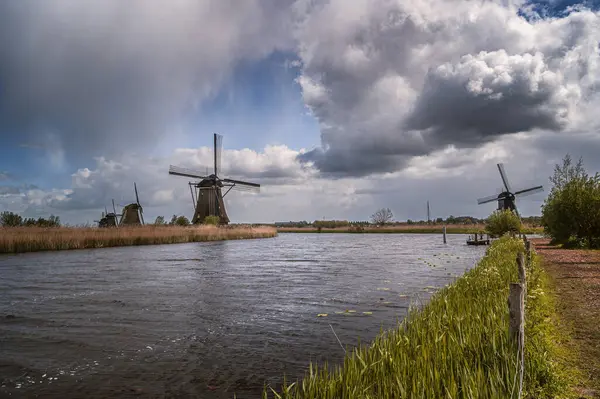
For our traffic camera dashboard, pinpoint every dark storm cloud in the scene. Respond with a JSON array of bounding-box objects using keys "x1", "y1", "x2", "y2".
[
  {"x1": 0, "y1": 0, "x2": 295, "y2": 161},
  {"x1": 298, "y1": 145, "x2": 409, "y2": 177},
  {"x1": 294, "y1": 0, "x2": 598, "y2": 177},
  {"x1": 405, "y1": 50, "x2": 576, "y2": 146}
]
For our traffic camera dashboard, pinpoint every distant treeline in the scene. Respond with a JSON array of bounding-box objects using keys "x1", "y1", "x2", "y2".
[
  {"x1": 274, "y1": 216, "x2": 542, "y2": 228},
  {"x1": 0, "y1": 211, "x2": 61, "y2": 228}
]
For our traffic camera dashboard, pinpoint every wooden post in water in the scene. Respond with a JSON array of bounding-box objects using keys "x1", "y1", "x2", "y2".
[{"x1": 443, "y1": 226, "x2": 447, "y2": 244}]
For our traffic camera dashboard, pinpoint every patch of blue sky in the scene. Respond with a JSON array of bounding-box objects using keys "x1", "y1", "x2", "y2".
[
  {"x1": 183, "y1": 50, "x2": 320, "y2": 153},
  {"x1": 519, "y1": 0, "x2": 599, "y2": 20}
]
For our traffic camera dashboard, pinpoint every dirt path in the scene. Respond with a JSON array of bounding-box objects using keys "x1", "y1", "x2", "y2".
[{"x1": 531, "y1": 238, "x2": 600, "y2": 397}]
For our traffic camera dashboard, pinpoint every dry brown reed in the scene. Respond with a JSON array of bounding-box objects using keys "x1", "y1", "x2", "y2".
[{"x1": 0, "y1": 225, "x2": 277, "y2": 254}]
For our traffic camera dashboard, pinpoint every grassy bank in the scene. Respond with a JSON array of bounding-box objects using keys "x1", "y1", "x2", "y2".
[
  {"x1": 278, "y1": 224, "x2": 543, "y2": 235},
  {"x1": 0, "y1": 225, "x2": 277, "y2": 254},
  {"x1": 264, "y1": 237, "x2": 572, "y2": 398}
]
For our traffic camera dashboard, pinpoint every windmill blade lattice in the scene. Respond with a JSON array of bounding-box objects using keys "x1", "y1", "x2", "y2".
[
  {"x1": 497, "y1": 163, "x2": 513, "y2": 193},
  {"x1": 515, "y1": 186, "x2": 544, "y2": 197},
  {"x1": 215, "y1": 133, "x2": 223, "y2": 176}
]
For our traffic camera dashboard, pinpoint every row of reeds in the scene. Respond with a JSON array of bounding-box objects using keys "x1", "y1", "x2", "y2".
[
  {"x1": 0, "y1": 225, "x2": 277, "y2": 254},
  {"x1": 263, "y1": 236, "x2": 569, "y2": 398},
  {"x1": 278, "y1": 224, "x2": 544, "y2": 235}
]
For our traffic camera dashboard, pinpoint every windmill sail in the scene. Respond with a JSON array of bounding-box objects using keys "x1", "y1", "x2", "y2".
[
  {"x1": 214, "y1": 133, "x2": 223, "y2": 176},
  {"x1": 477, "y1": 163, "x2": 543, "y2": 218}
]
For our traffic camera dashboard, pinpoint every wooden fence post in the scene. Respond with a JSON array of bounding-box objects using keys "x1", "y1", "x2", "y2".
[
  {"x1": 510, "y1": 252, "x2": 527, "y2": 397},
  {"x1": 443, "y1": 226, "x2": 447, "y2": 244},
  {"x1": 508, "y1": 281, "x2": 525, "y2": 396},
  {"x1": 508, "y1": 283, "x2": 524, "y2": 341},
  {"x1": 517, "y1": 252, "x2": 526, "y2": 291}
]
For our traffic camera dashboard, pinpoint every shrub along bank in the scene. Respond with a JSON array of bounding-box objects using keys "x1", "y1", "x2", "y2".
[{"x1": 264, "y1": 237, "x2": 573, "y2": 399}]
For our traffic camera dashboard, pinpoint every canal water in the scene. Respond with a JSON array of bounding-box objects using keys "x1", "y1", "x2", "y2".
[{"x1": 0, "y1": 233, "x2": 486, "y2": 398}]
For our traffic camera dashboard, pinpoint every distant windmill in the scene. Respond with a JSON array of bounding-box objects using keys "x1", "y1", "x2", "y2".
[
  {"x1": 95, "y1": 199, "x2": 120, "y2": 228},
  {"x1": 119, "y1": 183, "x2": 145, "y2": 226},
  {"x1": 427, "y1": 200, "x2": 431, "y2": 223},
  {"x1": 477, "y1": 163, "x2": 544, "y2": 217},
  {"x1": 168, "y1": 133, "x2": 260, "y2": 224}
]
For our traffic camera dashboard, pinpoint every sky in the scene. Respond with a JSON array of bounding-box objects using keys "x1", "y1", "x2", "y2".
[{"x1": 1, "y1": 0, "x2": 599, "y2": 225}]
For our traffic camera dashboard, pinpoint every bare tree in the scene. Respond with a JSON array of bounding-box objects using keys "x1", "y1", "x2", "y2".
[{"x1": 371, "y1": 208, "x2": 394, "y2": 225}]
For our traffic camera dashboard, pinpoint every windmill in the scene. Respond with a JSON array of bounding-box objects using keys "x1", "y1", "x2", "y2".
[
  {"x1": 95, "y1": 200, "x2": 120, "y2": 228},
  {"x1": 168, "y1": 133, "x2": 260, "y2": 225},
  {"x1": 427, "y1": 200, "x2": 431, "y2": 223},
  {"x1": 477, "y1": 163, "x2": 544, "y2": 217},
  {"x1": 119, "y1": 183, "x2": 145, "y2": 226}
]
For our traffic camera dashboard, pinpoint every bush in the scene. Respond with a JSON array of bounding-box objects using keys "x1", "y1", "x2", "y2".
[
  {"x1": 203, "y1": 215, "x2": 220, "y2": 225},
  {"x1": 485, "y1": 209, "x2": 522, "y2": 236},
  {"x1": 173, "y1": 216, "x2": 190, "y2": 226},
  {"x1": 313, "y1": 220, "x2": 349, "y2": 229},
  {"x1": 541, "y1": 155, "x2": 600, "y2": 248}
]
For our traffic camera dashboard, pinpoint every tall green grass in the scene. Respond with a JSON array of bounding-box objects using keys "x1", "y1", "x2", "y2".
[{"x1": 264, "y1": 237, "x2": 569, "y2": 398}]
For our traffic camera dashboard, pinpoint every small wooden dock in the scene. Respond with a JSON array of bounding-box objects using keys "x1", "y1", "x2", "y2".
[{"x1": 467, "y1": 233, "x2": 490, "y2": 246}]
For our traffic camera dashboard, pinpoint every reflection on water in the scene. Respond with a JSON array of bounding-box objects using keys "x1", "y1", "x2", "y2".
[{"x1": 0, "y1": 233, "x2": 485, "y2": 398}]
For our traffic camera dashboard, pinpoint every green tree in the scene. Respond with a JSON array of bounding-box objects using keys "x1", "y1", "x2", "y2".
[
  {"x1": 35, "y1": 215, "x2": 60, "y2": 227},
  {"x1": 549, "y1": 153, "x2": 586, "y2": 193},
  {"x1": 203, "y1": 215, "x2": 220, "y2": 225},
  {"x1": 542, "y1": 169, "x2": 600, "y2": 247},
  {"x1": 485, "y1": 209, "x2": 522, "y2": 237},
  {"x1": 174, "y1": 215, "x2": 190, "y2": 226},
  {"x1": 48, "y1": 215, "x2": 61, "y2": 227},
  {"x1": 0, "y1": 211, "x2": 23, "y2": 227},
  {"x1": 23, "y1": 217, "x2": 37, "y2": 226},
  {"x1": 154, "y1": 216, "x2": 165, "y2": 225},
  {"x1": 541, "y1": 154, "x2": 600, "y2": 247}
]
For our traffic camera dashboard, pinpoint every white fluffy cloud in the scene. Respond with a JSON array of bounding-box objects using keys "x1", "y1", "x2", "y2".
[
  {"x1": 295, "y1": 0, "x2": 600, "y2": 175},
  {"x1": 173, "y1": 144, "x2": 317, "y2": 182}
]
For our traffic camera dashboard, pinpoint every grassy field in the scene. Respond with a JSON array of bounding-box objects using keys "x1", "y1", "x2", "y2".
[
  {"x1": 264, "y1": 236, "x2": 573, "y2": 398},
  {"x1": 277, "y1": 224, "x2": 544, "y2": 235},
  {"x1": 0, "y1": 225, "x2": 277, "y2": 254}
]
